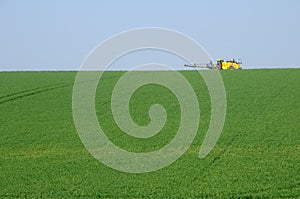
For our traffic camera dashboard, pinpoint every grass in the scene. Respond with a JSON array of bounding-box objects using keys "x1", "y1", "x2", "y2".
[{"x1": 0, "y1": 69, "x2": 299, "y2": 198}]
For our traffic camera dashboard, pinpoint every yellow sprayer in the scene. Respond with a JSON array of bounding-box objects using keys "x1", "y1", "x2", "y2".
[{"x1": 184, "y1": 58, "x2": 242, "y2": 70}]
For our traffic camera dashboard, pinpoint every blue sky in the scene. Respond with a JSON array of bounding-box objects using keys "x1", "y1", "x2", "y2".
[{"x1": 0, "y1": 0, "x2": 299, "y2": 71}]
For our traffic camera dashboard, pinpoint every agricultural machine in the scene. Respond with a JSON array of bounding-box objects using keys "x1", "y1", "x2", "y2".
[{"x1": 184, "y1": 58, "x2": 242, "y2": 70}]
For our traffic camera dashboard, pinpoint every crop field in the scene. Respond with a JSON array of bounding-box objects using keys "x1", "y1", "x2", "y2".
[{"x1": 0, "y1": 69, "x2": 299, "y2": 198}]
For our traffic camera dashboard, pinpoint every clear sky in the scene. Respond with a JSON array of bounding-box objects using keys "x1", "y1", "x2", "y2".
[{"x1": 0, "y1": 0, "x2": 299, "y2": 71}]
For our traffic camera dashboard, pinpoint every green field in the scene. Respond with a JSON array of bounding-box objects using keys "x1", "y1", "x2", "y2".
[{"x1": 0, "y1": 69, "x2": 299, "y2": 198}]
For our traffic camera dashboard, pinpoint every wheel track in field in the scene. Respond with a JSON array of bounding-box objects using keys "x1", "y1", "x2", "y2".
[
  {"x1": 0, "y1": 87, "x2": 42, "y2": 99},
  {"x1": 202, "y1": 82, "x2": 288, "y2": 177},
  {"x1": 199, "y1": 84, "x2": 299, "y2": 197},
  {"x1": 0, "y1": 82, "x2": 75, "y2": 105},
  {"x1": 0, "y1": 81, "x2": 73, "y2": 100},
  {"x1": 0, "y1": 74, "x2": 122, "y2": 106},
  {"x1": 201, "y1": 130, "x2": 243, "y2": 176}
]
